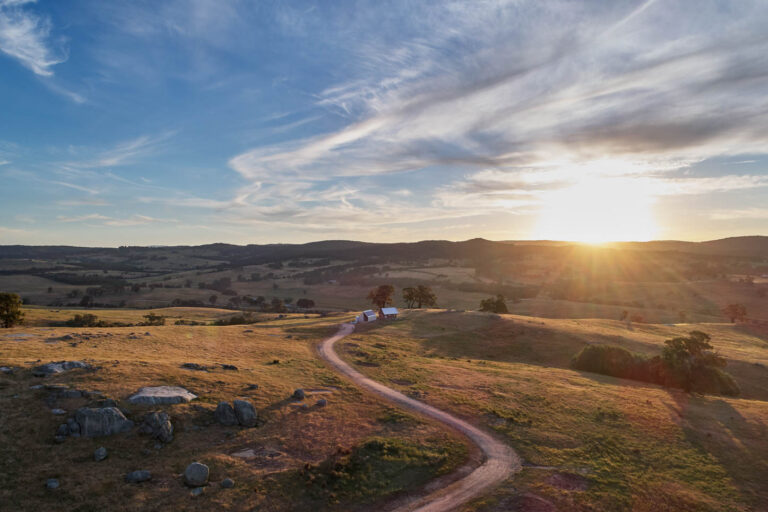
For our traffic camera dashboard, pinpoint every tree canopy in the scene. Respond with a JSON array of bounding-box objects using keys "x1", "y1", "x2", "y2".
[
  {"x1": 479, "y1": 294, "x2": 508, "y2": 314},
  {"x1": 367, "y1": 285, "x2": 395, "y2": 309},
  {"x1": 402, "y1": 285, "x2": 437, "y2": 308},
  {"x1": 722, "y1": 303, "x2": 747, "y2": 323},
  {"x1": 0, "y1": 292, "x2": 24, "y2": 328}
]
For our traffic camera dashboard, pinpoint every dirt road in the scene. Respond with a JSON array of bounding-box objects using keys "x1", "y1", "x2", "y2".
[{"x1": 318, "y1": 323, "x2": 522, "y2": 512}]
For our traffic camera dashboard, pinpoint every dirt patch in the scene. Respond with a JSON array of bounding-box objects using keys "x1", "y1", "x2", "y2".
[
  {"x1": 390, "y1": 379, "x2": 414, "y2": 386},
  {"x1": 547, "y1": 471, "x2": 589, "y2": 491},
  {"x1": 494, "y1": 493, "x2": 558, "y2": 512}
]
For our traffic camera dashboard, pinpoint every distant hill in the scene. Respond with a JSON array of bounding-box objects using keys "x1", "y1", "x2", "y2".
[{"x1": 0, "y1": 236, "x2": 766, "y2": 264}]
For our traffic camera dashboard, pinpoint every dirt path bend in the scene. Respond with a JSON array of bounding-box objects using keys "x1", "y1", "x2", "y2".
[{"x1": 318, "y1": 323, "x2": 522, "y2": 512}]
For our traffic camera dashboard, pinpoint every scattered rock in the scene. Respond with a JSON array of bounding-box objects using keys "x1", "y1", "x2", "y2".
[
  {"x1": 0, "y1": 366, "x2": 14, "y2": 374},
  {"x1": 46, "y1": 478, "x2": 59, "y2": 490},
  {"x1": 181, "y1": 363, "x2": 208, "y2": 371},
  {"x1": 285, "y1": 335, "x2": 293, "y2": 339},
  {"x1": 144, "y1": 332, "x2": 151, "y2": 336},
  {"x1": 75, "y1": 407, "x2": 134, "y2": 437},
  {"x1": 140, "y1": 412, "x2": 173, "y2": 443},
  {"x1": 243, "y1": 329, "x2": 253, "y2": 333},
  {"x1": 29, "y1": 384, "x2": 44, "y2": 390},
  {"x1": 221, "y1": 478, "x2": 234, "y2": 488},
  {"x1": 245, "y1": 384, "x2": 259, "y2": 390},
  {"x1": 183, "y1": 462, "x2": 209, "y2": 487},
  {"x1": 125, "y1": 470, "x2": 151, "y2": 483},
  {"x1": 94, "y1": 446, "x2": 108, "y2": 461},
  {"x1": 190, "y1": 487, "x2": 204, "y2": 496},
  {"x1": 220, "y1": 364, "x2": 238, "y2": 371},
  {"x1": 92, "y1": 398, "x2": 118, "y2": 408},
  {"x1": 51, "y1": 408, "x2": 67, "y2": 415},
  {"x1": 316, "y1": 398, "x2": 328, "y2": 407},
  {"x1": 233, "y1": 399, "x2": 257, "y2": 427},
  {"x1": 128, "y1": 386, "x2": 197, "y2": 405},
  {"x1": 32, "y1": 360, "x2": 90, "y2": 377},
  {"x1": 56, "y1": 424, "x2": 69, "y2": 437},
  {"x1": 292, "y1": 389, "x2": 305, "y2": 400},
  {"x1": 214, "y1": 402, "x2": 238, "y2": 426},
  {"x1": 58, "y1": 389, "x2": 83, "y2": 399}
]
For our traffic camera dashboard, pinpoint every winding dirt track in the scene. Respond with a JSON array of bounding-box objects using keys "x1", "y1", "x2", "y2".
[{"x1": 318, "y1": 323, "x2": 522, "y2": 512}]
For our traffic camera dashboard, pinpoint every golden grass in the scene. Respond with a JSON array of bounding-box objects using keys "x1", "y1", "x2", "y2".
[
  {"x1": 344, "y1": 310, "x2": 768, "y2": 511},
  {"x1": 0, "y1": 312, "x2": 466, "y2": 511}
]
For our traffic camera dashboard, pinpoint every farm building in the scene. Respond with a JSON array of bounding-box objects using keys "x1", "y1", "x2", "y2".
[
  {"x1": 380, "y1": 307, "x2": 399, "y2": 319},
  {"x1": 359, "y1": 310, "x2": 378, "y2": 322}
]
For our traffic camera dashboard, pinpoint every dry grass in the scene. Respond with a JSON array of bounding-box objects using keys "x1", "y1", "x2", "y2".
[
  {"x1": 345, "y1": 310, "x2": 768, "y2": 511},
  {"x1": 0, "y1": 311, "x2": 466, "y2": 511}
]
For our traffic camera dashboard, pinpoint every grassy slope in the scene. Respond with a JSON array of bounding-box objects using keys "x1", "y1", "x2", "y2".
[
  {"x1": 0, "y1": 311, "x2": 467, "y2": 511},
  {"x1": 341, "y1": 311, "x2": 768, "y2": 511}
]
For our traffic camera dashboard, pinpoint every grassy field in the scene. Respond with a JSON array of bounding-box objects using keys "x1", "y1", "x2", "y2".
[
  {"x1": 342, "y1": 310, "x2": 768, "y2": 511},
  {"x1": 0, "y1": 310, "x2": 467, "y2": 511}
]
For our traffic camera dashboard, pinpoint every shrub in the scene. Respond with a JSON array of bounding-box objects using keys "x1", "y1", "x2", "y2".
[
  {"x1": 65, "y1": 313, "x2": 105, "y2": 327},
  {"x1": 0, "y1": 292, "x2": 24, "y2": 328},
  {"x1": 571, "y1": 345, "x2": 652, "y2": 382},
  {"x1": 141, "y1": 312, "x2": 165, "y2": 326},
  {"x1": 479, "y1": 295, "x2": 508, "y2": 313}
]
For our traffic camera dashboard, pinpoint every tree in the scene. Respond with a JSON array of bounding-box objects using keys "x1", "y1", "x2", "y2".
[
  {"x1": 0, "y1": 292, "x2": 24, "y2": 328},
  {"x1": 209, "y1": 295, "x2": 218, "y2": 305},
  {"x1": 367, "y1": 285, "x2": 395, "y2": 309},
  {"x1": 271, "y1": 297, "x2": 286, "y2": 313},
  {"x1": 722, "y1": 304, "x2": 747, "y2": 323},
  {"x1": 402, "y1": 287, "x2": 417, "y2": 308},
  {"x1": 142, "y1": 312, "x2": 165, "y2": 326},
  {"x1": 662, "y1": 331, "x2": 726, "y2": 392},
  {"x1": 415, "y1": 285, "x2": 437, "y2": 308},
  {"x1": 479, "y1": 295, "x2": 508, "y2": 314},
  {"x1": 296, "y1": 298, "x2": 315, "y2": 309}
]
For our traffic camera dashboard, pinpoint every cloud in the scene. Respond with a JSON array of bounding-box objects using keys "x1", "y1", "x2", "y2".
[
  {"x1": 0, "y1": 0, "x2": 66, "y2": 76},
  {"x1": 710, "y1": 208, "x2": 768, "y2": 221},
  {"x1": 57, "y1": 213, "x2": 111, "y2": 223}
]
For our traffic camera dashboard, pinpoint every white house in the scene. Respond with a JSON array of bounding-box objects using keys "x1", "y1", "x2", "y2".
[
  {"x1": 380, "y1": 307, "x2": 399, "y2": 319},
  {"x1": 359, "y1": 309, "x2": 378, "y2": 322}
]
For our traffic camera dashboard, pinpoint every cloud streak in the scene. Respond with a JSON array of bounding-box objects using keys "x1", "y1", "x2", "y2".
[{"x1": 0, "y1": 0, "x2": 65, "y2": 76}]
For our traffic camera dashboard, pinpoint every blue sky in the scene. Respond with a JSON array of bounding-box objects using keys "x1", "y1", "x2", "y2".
[{"x1": 1, "y1": 0, "x2": 768, "y2": 246}]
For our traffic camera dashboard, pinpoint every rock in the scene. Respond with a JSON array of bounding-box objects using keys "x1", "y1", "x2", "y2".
[
  {"x1": 32, "y1": 360, "x2": 90, "y2": 377},
  {"x1": 128, "y1": 386, "x2": 197, "y2": 405},
  {"x1": 94, "y1": 446, "x2": 108, "y2": 461},
  {"x1": 220, "y1": 364, "x2": 238, "y2": 371},
  {"x1": 183, "y1": 462, "x2": 209, "y2": 487},
  {"x1": 51, "y1": 408, "x2": 67, "y2": 415},
  {"x1": 125, "y1": 470, "x2": 151, "y2": 483},
  {"x1": 316, "y1": 398, "x2": 328, "y2": 407},
  {"x1": 245, "y1": 383, "x2": 259, "y2": 390},
  {"x1": 29, "y1": 384, "x2": 44, "y2": 390},
  {"x1": 140, "y1": 412, "x2": 173, "y2": 443},
  {"x1": 46, "y1": 478, "x2": 59, "y2": 490},
  {"x1": 92, "y1": 398, "x2": 118, "y2": 408},
  {"x1": 292, "y1": 389, "x2": 305, "y2": 400},
  {"x1": 58, "y1": 389, "x2": 83, "y2": 399},
  {"x1": 191, "y1": 487, "x2": 204, "y2": 496},
  {"x1": 221, "y1": 478, "x2": 234, "y2": 488},
  {"x1": 56, "y1": 424, "x2": 69, "y2": 437},
  {"x1": 181, "y1": 363, "x2": 208, "y2": 371},
  {"x1": 214, "y1": 402, "x2": 238, "y2": 426},
  {"x1": 144, "y1": 332, "x2": 151, "y2": 336},
  {"x1": 75, "y1": 407, "x2": 134, "y2": 437},
  {"x1": 232, "y1": 399, "x2": 257, "y2": 427},
  {"x1": 0, "y1": 366, "x2": 14, "y2": 374}
]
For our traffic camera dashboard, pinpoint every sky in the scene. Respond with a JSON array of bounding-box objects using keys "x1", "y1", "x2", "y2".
[{"x1": 1, "y1": 0, "x2": 768, "y2": 246}]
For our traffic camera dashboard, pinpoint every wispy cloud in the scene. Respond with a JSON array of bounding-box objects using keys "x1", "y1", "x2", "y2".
[{"x1": 0, "y1": 0, "x2": 66, "y2": 76}]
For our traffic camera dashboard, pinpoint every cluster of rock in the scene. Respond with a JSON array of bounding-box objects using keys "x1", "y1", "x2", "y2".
[
  {"x1": 214, "y1": 399, "x2": 257, "y2": 427},
  {"x1": 32, "y1": 360, "x2": 91, "y2": 377},
  {"x1": 181, "y1": 362, "x2": 239, "y2": 372}
]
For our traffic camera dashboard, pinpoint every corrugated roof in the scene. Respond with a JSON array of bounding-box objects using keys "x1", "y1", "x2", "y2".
[{"x1": 381, "y1": 307, "x2": 399, "y2": 315}]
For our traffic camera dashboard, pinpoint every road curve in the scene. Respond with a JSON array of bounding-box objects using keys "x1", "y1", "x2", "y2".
[{"x1": 318, "y1": 323, "x2": 522, "y2": 512}]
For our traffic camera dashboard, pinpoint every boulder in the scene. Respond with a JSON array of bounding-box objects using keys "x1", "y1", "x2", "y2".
[
  {"x1": 125, "y1": 470, "x2": 151, "y2": 483},
  {"x1": 46, "y1": 478, "x2": 59, "y2": 490},
  {"x1": 220, "y1": 364, "x2": 238, "y2": 371},
  {"x1": 0, "y1": 366, "x2": 14, "y2": 374},
  {"x1": 181, "y1": 363, "x2": 208, "y2": 371},
  {"x1": 214, "y1": 402, "x2": 238, "y2": 426},
  {"x1": 316, "y1": 398, "x2": 328, "y2": 407},
  {"x1": 94, "y1": 446, "x2": 108, "y2": 462},
  {"x1": 75, "y1": 407, "x2": 134, "y2": 437},
  {"x1": 233, "y1": 399, "x2": 257, "y2": 427},
  {"x1": 127, "y1": 386, "x2": 197, "y2": 405},
  {"x1": 190, "y1": 487, "x2": 204, "y2": 496},
  {"x1": 183, "y1": 462, "x2": 209, "y2": 487},
  {"x1": 221, "y1": 478, "x2": 234, "y2": 488},
  {"x1": 51, "y1": 408, "x2": 66, "y2": 415},
  {"x1": 140, "y1": 412, "x2": 173, "y2": 443},
  {"x1": 32, "y1": 361, "x2": 90, "y2": 377},
  {"x1": 292, "y1": 389, "x2": 305, "y2": 400},
  {"x1": 56, "y1": 424, "x2": 69, "y2": 437}
]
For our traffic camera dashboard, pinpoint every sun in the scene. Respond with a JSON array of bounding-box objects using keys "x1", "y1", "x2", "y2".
[{"x1": 533, "y1": 177, "x2": 658, "y2": 243}]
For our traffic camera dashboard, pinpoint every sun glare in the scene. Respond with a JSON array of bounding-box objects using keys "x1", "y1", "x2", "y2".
[{"x1": 533, "y1": 177, "x2": 658, "y2": 244}]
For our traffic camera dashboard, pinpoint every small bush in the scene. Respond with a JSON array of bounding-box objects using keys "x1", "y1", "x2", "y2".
[{"x1": 65, "y1": 313, "x2": 106, "y2": 327}]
